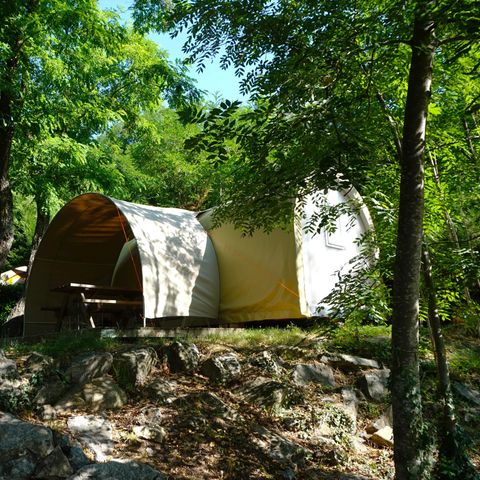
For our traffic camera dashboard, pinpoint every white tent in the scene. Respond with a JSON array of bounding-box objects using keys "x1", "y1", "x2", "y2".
[
  {"x1": 197, "y1": 189, "x2": 373, "y2": 323},
  {"x1": 24, "y1": 193, "x2": 219, "y2": 336},
  {"x1": 24, "y1": 189, "x2": 372, "y2": 335}
]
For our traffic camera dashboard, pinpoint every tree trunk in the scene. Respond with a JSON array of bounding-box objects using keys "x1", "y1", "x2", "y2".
[
  {"x1": 28, "y1": 197, "x2": 50, "y2": 270},
  {"x1": 391, "y1": 3, "x2": 435, "y2": 479},
  {"x1": 421, "y1": 242, "x2": 457, "y2": 459}
]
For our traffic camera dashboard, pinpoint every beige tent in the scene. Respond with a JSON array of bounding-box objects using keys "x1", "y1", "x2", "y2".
[
  {"x1": 197, "y1": 189, "x2": 373, "y2": 324},
  {"x1": 24, "y1": 189, "x2": 372, "y2": 335},
  {"x1": 24, "y1": 193, "x2": 219, "y2": 336}
]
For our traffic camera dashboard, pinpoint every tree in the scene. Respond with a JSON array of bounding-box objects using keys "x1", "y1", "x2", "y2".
[
  {"x1": 133, "y1": 0, "x2": 480, "y2": 477},
  {"x1": 0, "y1": 0, "x2": 198, "y2": 270}
]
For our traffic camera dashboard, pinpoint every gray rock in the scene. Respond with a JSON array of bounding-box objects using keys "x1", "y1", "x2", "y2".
[
  {"x1": 34, "y1": 445, "x2": 73, "y2": 478},
  {"x1": 67, "y1": 460, "x2": 167, "y2": 480},
  {"x1": 339, "y1": 388, "x2": 358, "y2": 430},
  {"x1": 253, "y1": 424, "x2": 307, "y2": 465},
  {"x1": 144, "y1": 377, "x2": 177, "y2": 404},
  {"x1": 113, "y1": 348, "x2": 158, "y2": 390},
  {"x1": 164, "y1": 341, "x2": 200, "y2": 373},
  {"x1": 322, "y1": 353, "x2": 381, "y2": 371},
  {"x1": 0, "y1": 454, "x2": 37, "y2": 479},
  {"x1": 137, "y1": 406, "x2": 164, "y2": 427},
  {"x1": 0, "y1": 411, "x2": 54, "y2": 463},
  {"x1": 250, "y1": 351, "x2": 282, "y2": 375},
  {"x1": 200, "y1": 352, "x2": 241, "y2": 383},
  {"x1": 356, "y1": 369, "x2": 390, "y2": 402},
  {"x1": 0, "y1": 350, "x2": 18, "y2": 379},
  {"x1": 292, "y1": 363, "x2": 336, "y2": 387},
  {"x1": 240, "y1": 377, "x2": 291, "y2": 412},
  {"x1": 53, "y1": 433, "x2": 91, "y2": 471},
  {"x1": 34, "y1": 375, "x2": 69, "y2": 406},
  {"x1": 366, "y1": 405, "x2": 393, "y2": 434},
  {"x1": 25, "y1": 352, "x2": 54, "y2": 375},
  {"x1": 132, "y1": 425, "x2": 166, "y2": 443},
  {"x1": 55, "y1": 376, "x2": 127, "y2": 412},
  {"x1": 65, "y1": 352, "x2": 113, "y2": 386},
  {"x1": 369, "y1": 425, "x2": 393, "y2": 448},
  {"x1": 39, "y1": 404, "x2": 57, "y2": 420},
  {"x1": 67, "y1": 415, "x2": 114, "y2": 462},
  {"x1": 453, "y1": 382, "x2": 480, "y2": 406}
]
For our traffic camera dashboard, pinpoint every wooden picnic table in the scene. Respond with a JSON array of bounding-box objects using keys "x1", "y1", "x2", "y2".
[{"x1": 48, "y1": 282, "x2": 143, "y2": 330}]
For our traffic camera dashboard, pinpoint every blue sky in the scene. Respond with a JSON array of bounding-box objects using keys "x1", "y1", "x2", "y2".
[{"x1": 98, "y1": 0, "x2": 247, "y2": 102}]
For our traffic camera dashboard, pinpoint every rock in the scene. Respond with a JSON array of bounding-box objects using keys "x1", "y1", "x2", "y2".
[
  {"x1": 369, "y1": 426, "x2": 393, "y2": 448},
  {"x1": 34, "y1": 445, "x2": 73, "y2": 478},
  {"x1": 453, "y1": 382, "x2": 480, "y2": 406},
  {"x1": 0, "y1": 350, "x2": 18, "y2": 379},
  {"x1": 250, "y1": 350, "x2": 282, "y2": 375},
  {"x1": 25, "y1": 352, "x2": 54, "y2": 375},
  {"x1": 0, "y1": 454, "x2": 37, "y2": 479},
  {"x1": 200, "y1": 352, "x2": 241, "y2": 383},
  {"x1": 65, "y1": 352, "x2": 113, "y2": 386},
  {"x1": 322, "y1": 353, "x2": 381, "y2": 371},
  {"x1": 53, "y1": 433, "x2": 91, "y2": 471},
  {"x1": 312, "y1": 403, "x2": 356, "y2": 438},
  {"x1": 67, "y1": 415, "x2": 114, "y2": 462},
  {"x1": 356, "y1": 369, "x2": 390, "y2": 402},
  {"x1": 39, "y1": 404, "x2": 57, "y2": 420},
  {"x1": 34, "y1": 375, "x2": 69, "y2": 407},
  {"x1": 339, "y1": 388, "x2": 358, "y2": 430},
  {"x1": 366, "y1": 405, "x2": 393, "y2": 434},
  {"x1": 292, "y1": 363, "x2": 336, "y2": 387},
  {"x1": 145, "y1": 377, "x2": 177, "y2": 404},
  {"x1": 175, "y1": 392, "x2": 237, "y2": 420},
  {"x1": 67, "y1": 460, "x2": 167, "y2": 480},
  {"x1": 113, "y1": 348, "x2": 158, "y2": 390},
  {"x1": 133, "y1": 425, "x2": 166, "y2": 443},
  {"x1": 137, "y1": 406, "x2": 164, "y2": 427},
  {"x1": 253, "y1": 424, "x2": 307, "y2": 465},
  {"x1": 164, "y1": 341, "x2": 200, "y2": 373},
  {"x1": 0, "y1": 411, "x2": 54, "y2": 463},
  {"x1": 240, "y1": 377, "x2": 291, "y2": 412},
  {"x1": 350, "y1": 436, "x2": 369, "y2": 453},
  {"x1": 55, "y1": 376, "x2": 127, "y2": 412}
]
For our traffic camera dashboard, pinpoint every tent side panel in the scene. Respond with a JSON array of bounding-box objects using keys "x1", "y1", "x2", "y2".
[{"x1": 203, "y1": 220, "x2": 303, "y2": 323}]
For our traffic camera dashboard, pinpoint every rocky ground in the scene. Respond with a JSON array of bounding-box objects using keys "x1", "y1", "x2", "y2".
[{"x1": 0, "y1": 330, "x2": 479, "y2": 479}]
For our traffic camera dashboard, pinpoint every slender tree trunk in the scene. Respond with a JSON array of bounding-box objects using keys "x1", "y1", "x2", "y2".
[
  {"x1": 28, "y1": 197, "x2": 50, "y2": 270},
  {"x1": 391, "y1": 3, "x2": 435, "y2": 479},
  {"x1": 421, "y1": 242, "x2": 458, "y2": 459}
]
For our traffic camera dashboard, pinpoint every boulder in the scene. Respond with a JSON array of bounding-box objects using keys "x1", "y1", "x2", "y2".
[
  {"x1": 453, "y1": 381, "x2": 480, "y2": 406},
  {"x1": 0, "y1": 350, "x2": 18, "y2": 379},
  {"x1": 53, "y1": 433, "x2": 91, "y2": 471},
  {"x1": 356, "y1": 369, "x2": 390, "y2": 402},
  {"x1": 67, "y1": 415, "x2": 114, "y2": 462},
  {"x1": 34, "y1": 375, "x2": 69, "y2": 407},
  {"x1": 200, "y1": 352, "x2": 241, "y2": 383},
  {"x1": 145, "y1": 377, "x2": 177, "y2": 404},
  {"x1": 55, "y1": 376, "x2": 127, "y2": 412},
  {"x1": 0, "y1": 411, "x2": 54, "y2": 464},
  {"x1": 164, "y1": 341, "x2": 200, "y2": 373},
  {"x1": 132, "y1": 425, "x2": 166, "y2": 443},
  {"x1": 322, "y1": 353, "x2": 381, "y2": 371},
  {"x1": 250, "y1": 351, "x2": 282, "y2": 375},
  {"x1": 252, "y1": 424, "x2": 307, "y2": 465},
  {"x1": 34, "y1": 446, "x2": 73, "y2": 478},
  {"x1": 0, "y1": 454, "x2": 37, "y2": 479},
  {"x1": 240, "y1": 377, "x2": 291, "y2": 412},
  {"x1": 369, "y1": 426, "x2": 393, "y2": 448},
  {"x1": 292, "y1": 363, "x2": 336, "y2": 387},
  {"x1": 65, "y1": 352, "x2": 113, "y2": 386},
  {"x1": 25, "y1": 352, "x2": 54, "y2": 375},
  {"x1": 366, "y1": 405, "x2": 393, "y2": 434},
  {"x1": 67, "y1": 460, "x2": 167, "y2": 480},
  {"x1": 113, "y1": 347, "x2": 158, "y2": 390},
  {"x1": 137, "y1": 406, "x2": 164, "y2": 427}
]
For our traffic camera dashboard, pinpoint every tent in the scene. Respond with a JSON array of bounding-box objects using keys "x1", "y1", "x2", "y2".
[
  {"x1": 197, "y1": 189, "x2": 373, "y2": 324},
  {"x1": 24, "y1": 189, "x2": 372, "y2": 335},
  {"x1": 24, "y1": 193, "x2": 219, "y2": 336}
]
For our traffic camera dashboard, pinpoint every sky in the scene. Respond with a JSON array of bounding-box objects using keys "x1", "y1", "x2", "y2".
[{"x1": 98, "y1": 0, "x2": 248, "y2": 102}]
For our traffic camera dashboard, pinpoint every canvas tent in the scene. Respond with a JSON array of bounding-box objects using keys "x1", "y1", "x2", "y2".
[
  {"x1": 197, "y1": 189, "x2": 373, "y2": 323},
  {"x1": 24, "y1": 189, "x2": 372, "y2": 335},
  {"x1": 24, "y1": 193, "x2": 219, "y2": 336}
]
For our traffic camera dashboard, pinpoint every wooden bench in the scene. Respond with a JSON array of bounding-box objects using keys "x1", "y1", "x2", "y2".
[{"x1": 50, "y1": 283, "x2": 143, "y2": 330}]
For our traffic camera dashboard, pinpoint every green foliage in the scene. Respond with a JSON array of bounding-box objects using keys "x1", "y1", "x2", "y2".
[{"x1": 0, "y1": 285, "x2": 23, "y2": 325}]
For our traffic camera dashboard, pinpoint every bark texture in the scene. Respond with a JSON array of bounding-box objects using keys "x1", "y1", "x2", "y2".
[{"x1": 391, "y1": 4, "x2": 435, "y2": 479}]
